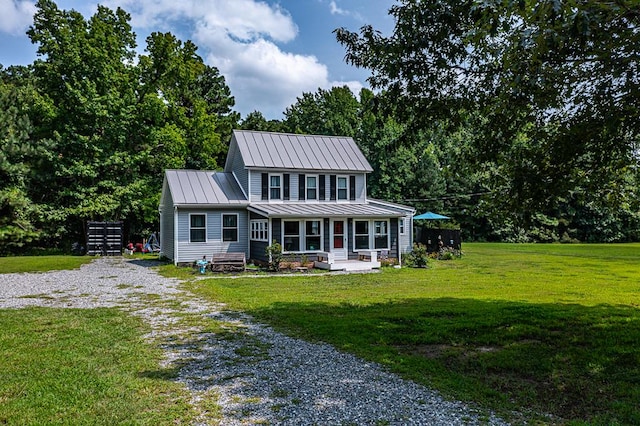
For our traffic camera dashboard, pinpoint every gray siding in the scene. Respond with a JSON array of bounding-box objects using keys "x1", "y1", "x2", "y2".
[
  {"x1": 230, "y1": 145, "x2": 249, "y2": 195},
  {"x1": 159, "y1": 180, "x2": 175, "y2": 261},
  {"x1": 249, "y1": 170, "x2": 367, "y2": 203},
  {"x1": 175, "y1": 208, "x2": 248, "y2": 263}
]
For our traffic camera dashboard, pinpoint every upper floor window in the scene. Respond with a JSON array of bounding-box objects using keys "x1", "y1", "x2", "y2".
[
  {"x1": 190, "y1": 214, "x2": 206, "y2": 243},
  {"x1": 337, "y1": 177, "x2": 348, "y2": 200},
  {"x1": 270, "y1": 175, "x2": 281, "y2": 200},
  {"x1": 306, "y1": 175, "x2": 317, "y2": 200},
  {"x1": 222, "y1": 214, "x2": 238, "y2": 242}
]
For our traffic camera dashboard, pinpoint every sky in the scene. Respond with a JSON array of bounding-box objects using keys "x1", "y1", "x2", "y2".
[{"x1": 0, "y1": 0, "x2": 396, "y2": 119}]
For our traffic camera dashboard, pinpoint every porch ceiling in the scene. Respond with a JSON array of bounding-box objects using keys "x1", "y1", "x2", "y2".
[{"x1": 248, "y1": 202, "x2": 407, "y2": 218}]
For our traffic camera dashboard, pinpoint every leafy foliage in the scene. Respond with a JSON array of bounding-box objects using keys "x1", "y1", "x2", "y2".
[{"x1": 0, "y1": 0, "x2": 238, "y2": 253}]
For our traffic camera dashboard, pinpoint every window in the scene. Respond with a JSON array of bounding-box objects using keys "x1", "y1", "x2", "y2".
[
  {"x1": 305, "y1": 220, "x2": 321, "y2": 251},
  {"x1": 190, "y1": 214, "x2": 206, "y2": 243},
  {"x1": 306, "y1": 175, "x2": 317, "y2": 200},
  {"x1": 250, "y1": 220, "x2": 268, "y2": 242},
  {"x1": 354, "y1": 220, "x2": 369, "y2": 250},
  {"x1": 222, "y1": 214, "x2": 238, "y2": 242},
  {"x1": 283, "y1": 221, "x2": 300, "y2": 251},
  {"x1": 270, "y1": 174, "x2": 281, "y2": 200},
  {"x1": 353, "y1": 219, "x2": 390, "y2": 250},
  {"x1": 399, "y1": 217, "x2": 406, "y2": 235},
  {"x1": 374, "y1": 220, "x2": 389, "y2": 249},
  {"x1": 337, "y1": 176, "x2": 348, "y2": 200}
]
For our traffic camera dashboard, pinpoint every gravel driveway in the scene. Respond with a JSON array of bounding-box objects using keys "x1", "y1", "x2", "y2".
[{"x1": 0, "y1": 257, "x2": 508, "y2": 425}]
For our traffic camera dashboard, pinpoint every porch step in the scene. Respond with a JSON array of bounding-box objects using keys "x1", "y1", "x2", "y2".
[{"x1": 314, "y1": 260, "x2": 381, "y2": 272}]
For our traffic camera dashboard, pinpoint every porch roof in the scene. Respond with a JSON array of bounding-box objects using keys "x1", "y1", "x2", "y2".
[{"x1": 247, "y1": 202, "x2": 409, "y2": 218}]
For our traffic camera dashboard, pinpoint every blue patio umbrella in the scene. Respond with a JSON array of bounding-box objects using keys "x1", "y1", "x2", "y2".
[{"x1": 413, "y1": 211, "x2": 450, "y2": 220}]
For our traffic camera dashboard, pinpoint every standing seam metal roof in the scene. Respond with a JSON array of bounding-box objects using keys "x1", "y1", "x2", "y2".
[
  {"x1": 165, "y1": 170, "x2": 248, "y2": 205},
  {"x1": 232, "y1": 130, "x2": 373, "y2": 172},
  {"x1": 247, "y1": 202, "x2": 408, "y2": 218}
]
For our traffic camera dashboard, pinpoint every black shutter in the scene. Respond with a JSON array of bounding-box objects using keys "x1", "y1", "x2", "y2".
[
  {"x1": 261, "y1": 173, "x2": 268, "y2": 200},
  {"x1": 319, "y1": 175, "x2": 325, "y2": 200},
  {"x1": 298, "y1": 174, "x2": 305, "y2": 200},
  {"x1": 283, "y1": 174, "x2": 290, "y2": 200},
  {"x1": 349, "y1": 175, "x2": 356, "y2": 200},
  {"x1": 330, "y1": 175, "x2": 336, "y2": 200}
]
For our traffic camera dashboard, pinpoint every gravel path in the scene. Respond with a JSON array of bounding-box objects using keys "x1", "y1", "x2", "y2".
[{"x1": 0, "y1": 257, "x2": 509, "y2": 425}]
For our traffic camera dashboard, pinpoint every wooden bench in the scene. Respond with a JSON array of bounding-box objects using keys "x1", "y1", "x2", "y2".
[{"x1": 210, "y1": 252, "x2": 246, "y2": 272}]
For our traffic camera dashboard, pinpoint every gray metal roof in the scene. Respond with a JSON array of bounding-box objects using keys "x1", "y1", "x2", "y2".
[
  {"x1": 165, "y1": 170, "x2": 248, "y2": 206},
  {"x1": 248, "y1": 202, "x2": 408, "y2": 218},
  {"x1": 231, "y1": 130, "x2": 373, "y2": 172}
]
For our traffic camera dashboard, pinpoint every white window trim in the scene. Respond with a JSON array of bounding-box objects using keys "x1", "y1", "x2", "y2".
[
  {"x1": 306, "y1": 174, "x2": 319, "y2": 201},
  {"x1": 269, "y1": 173, "x2": 283, "y2": 201},
  {"x1": 337, "y1": 175, "x2": 348, "y2": 201},
  {"x1": 250, "y1": 219, "x2": 269, "y2": 242},
  {"x1": 373, "y1": 219, "x2": 390, "y2": 250},
  {"x1": 353, "y1": 219, "x2": 370, "y2": 251},
  {"x1": 189, "y1": 213, "x2": 207, "y2": 243},
  {"x1": 281, "y1": 219, "x2": 324, "y2": 253},
  {"x1": 399, "y1": 217, "x2": 406, "y2": 235},
  {"x1": 221, "y1": 213, "x2": 239, "y2": 242},
  {"x1": 353, "y1": 218, "x2": 390, "y2": 251}
]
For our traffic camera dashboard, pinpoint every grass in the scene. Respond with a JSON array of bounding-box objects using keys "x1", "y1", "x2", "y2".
[
  {"x1": 183, "y1": 243, "x2": 640, "y2": 425},
  {"x1": 0, "y1": 255, "x2": 93, "y2": 273},
  {"x1": 0, "y1": 307, "x2": 198, "y2": 425}
]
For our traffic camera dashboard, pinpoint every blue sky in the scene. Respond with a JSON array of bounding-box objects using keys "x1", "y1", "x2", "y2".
[{"x1": 0, "y1": 0, "x2": 396, "y2": 119}]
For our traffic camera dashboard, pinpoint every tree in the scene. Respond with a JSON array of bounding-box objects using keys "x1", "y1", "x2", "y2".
[
  {"x1": 336, "y1": 0, "x2": 640, "y2": 227},
  {"x1": 284, "y1": 86, "x2": 361, "y2": 136},
  {"x1": 19, "y1": 1, "x2": 237, "y2": 248},
  {"x1": 0, "y1": 73, "x2": 47, "y2": 253},
  {"x1": 240, "y1": 111, "x2": 286, "y2": 132}
]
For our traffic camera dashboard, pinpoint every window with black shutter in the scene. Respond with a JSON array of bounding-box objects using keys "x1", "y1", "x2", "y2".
[
  {"x1": 261, "y1": 173, "x2": 268, "y2": 200},
  {"x1": 349, "y1": 175, "x2": 356, "y2": 200},
  {"x1": 283, "y1": 174, "x2": 290, "y2": 200},
  {"x1": 298, "y1": 173, "x2": 305, "y2": 200},
  {"x1": 330, "y1": 175, "x2": 336, "y2": 200},
  {"x1": 319, "y1": 175, "x2": 325, "y2": 200}
]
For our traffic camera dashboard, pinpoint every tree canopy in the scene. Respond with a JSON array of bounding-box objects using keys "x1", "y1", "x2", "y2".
[
  {"x1": 336, "y1": 0, "x2": 640, "y2": 228},
  {"x1": 0, "y1": 0, "x2": 237, "y2": 250}
]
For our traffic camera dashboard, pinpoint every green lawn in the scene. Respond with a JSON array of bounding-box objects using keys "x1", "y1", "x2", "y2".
[
  {"x1": 0, "y1": 255, "x2": 92, "y2": 273},
  {"x1": 183, "y1": 243, "x2": 640, "y2": 425},
  {"x1": 0, "y1": 307, "x2": 196, "y2": 425}
]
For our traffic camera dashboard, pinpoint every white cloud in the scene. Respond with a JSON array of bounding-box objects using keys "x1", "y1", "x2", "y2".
[
  {"x1": 329, "y1": 1, "x2": 347, "y2": 16},
  {"x1": 0, "y1": 0, "x2": 36, "y2": 35},
  {"x1": 94, "y1": 0, "x2": 364, "y2": 118}
]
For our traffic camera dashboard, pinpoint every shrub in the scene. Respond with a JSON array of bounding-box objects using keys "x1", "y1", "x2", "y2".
[
  {"x1": 407, "y1": 243, "x2": 428, "y2": 268},
  {"x1": 265, "y1": 240, "x2": 283, "y2": 271}
]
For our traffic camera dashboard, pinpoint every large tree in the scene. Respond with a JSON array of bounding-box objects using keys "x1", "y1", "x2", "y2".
[
  {"x1": 16, "y1": 0, "x2": 237, "y2": 248},
  {"x1": 336, "y1": 0, "x2": 640, "y2": 229}
]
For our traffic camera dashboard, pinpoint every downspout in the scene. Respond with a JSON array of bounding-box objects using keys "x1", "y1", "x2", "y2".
[{"x1": 174, "y1": 206, "x2": 179, "y2": 265}]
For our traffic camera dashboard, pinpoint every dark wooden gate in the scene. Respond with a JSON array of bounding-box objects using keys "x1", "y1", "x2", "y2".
[
  {"x1": 86, "y1": 221, "x2": 123, "y2": 256},
  {"x1": 414, "y1": 226, "x2": 462, "y2": 253}
]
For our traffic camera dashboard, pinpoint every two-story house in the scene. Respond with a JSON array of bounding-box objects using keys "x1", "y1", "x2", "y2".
[{"x1": 159, "y1": 130, "x2": 415, "y2": 269}]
